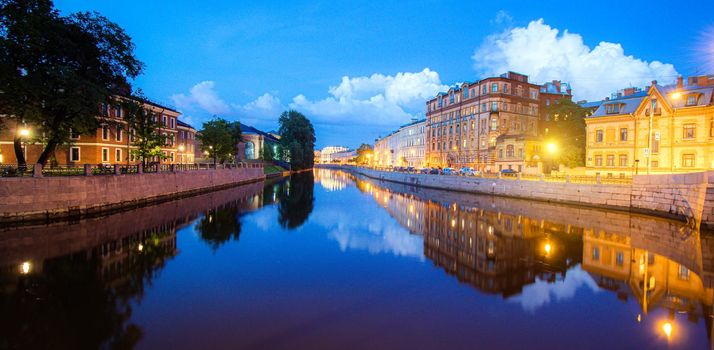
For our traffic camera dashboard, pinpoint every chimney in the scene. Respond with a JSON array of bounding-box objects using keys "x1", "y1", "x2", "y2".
[
  {"x1": 651, "y1": 80, "x2": 658, "y2": 86},
  {"x1": 677, "y1": 75, "x2": 683, "y2": 89}
]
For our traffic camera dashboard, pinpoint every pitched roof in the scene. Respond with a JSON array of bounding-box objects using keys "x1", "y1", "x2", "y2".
[
  {"x1": 240, "y1": 122, "x2": 280, "y2": 143},
  {"x1": 176, "y1": 120, "x2": 195, "y2": 130},
  {"x1": 656, "y1": 84, "x2": 714, "y2": 108},
  {"x1": 589, "y1": 91, "x2": 648, "y2": 117}
]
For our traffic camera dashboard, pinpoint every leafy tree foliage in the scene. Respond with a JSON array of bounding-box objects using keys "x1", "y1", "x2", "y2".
[
  {"x1": 121, "y1": 94, "x2": 168, "y2": 166},
  {"x1": 543, "y1": 100, "x2": 588, "y2": 169},
  {"x1": 355, "y1": 143, "x2": 373, "y2": 164},
  {"x1": 0, "y1": 0, "x2": 143, "y2": 165},
  {"x1": 277, "y1": 172, "x2": 314, "y2": 229},
  {"x1": 260, "y1": 142, "x2": 275, "y2": 161},
  {"x1": 277, "y1": 110, "x2": 315, "y2": 170},
  {"x1": 195, "y1": 207, "x2": 242, "y2": 253},
  {"x1": 197, "y1": 117, "x2": 242, "y2": 164}
]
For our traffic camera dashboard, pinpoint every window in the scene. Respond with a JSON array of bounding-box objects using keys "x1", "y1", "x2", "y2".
[
  {"x1": 606, "y1": 104, "x2": 620, "y2": 114},
  {"x1": 683, "y1": 123, "x2": 696, "y2": 139},
  {"x1": 114, "y1": 105, "x2": 121, "y2": 118},
  {"x1": 482, "y1": 85, "x2": 487, "y2": 94},
  {"x1": 449, "y1": 94, "x2": 454, "y2": 104},
  {"x1": 162, "y1": 115, "x2": 167, "y2": 126},
  {"x1": 491, "y1": 101, "x2": 498, "y2": 111},
  {"x1": 170, "y1": 152, "x2": 175, "y2": 162},
  {"x1": 592, "y1": 247, "x2": 600, "y2": 261},
  {"x1": 518, "y1": 148, "x2": 524, "y2": 158},
  {"x1": 686, "y1": 95, "x2": 697, "y2": 106},
  {"x1": 606, "y1": 155, "x2": 614, "y2": 166},
  {"x1": 102, "y1": 125, "x2": 109, "y2": 140},
  {"x1": 619, "y1": 128, "x2": 628, "y2": 141},
  {"x1": 616, "y1": 252, "x2": 624, "y2": 266},
  {"x1": 102, "y1": 148, "x2": 109, "y2": 163},
  {"x1": 545, "y1": 99, "x2": 550, "y2": 106},
  {"x1": 595, "y1": 130, "x2": 604, "y2": 143},
  {"x1": 619, "y1": 154, "x2": 628, "y2": 167},
  {"x1": 503, "y1": 84, "x2": 509, "y2": 94},
  {"x1": 70, "y1": 147, "x2": 80, "y2": 162},
  {"x1": 116, "y1": 126, "x2": 123, "y2": 142},
  {"x1": 491, "y1": 83, "x2": 498, "y2": 93},
  {"x1": 678, "y1": 265, "x2": 690, "y2": 280},
  {"x1": 682, "y1": 153, "x2": 695, "y2": 168},
  {"x1": 102, "y1": 103, "x2": 109, "y2": 116},
  {"x1": 491, "y1": 118, "x2": 498, "y2": 131},
  {"x1": 594, "y1": 155, "x2": 603, "y2": 166},
  {"x1": 170, "y1": 118, "x2": 175, "y2": 129},
  {"x1": 115, "y1": 149, "x2": 122, "y2": 162},
  {"x1": 498, "y1": 149, "x2": 503, "y2": 159},
  {"x1": 70, "y1": 128, "x2": 80, "y2": 140},
  {"x1": 651, "y1": 160, "x2": 659, "y2": 168}
]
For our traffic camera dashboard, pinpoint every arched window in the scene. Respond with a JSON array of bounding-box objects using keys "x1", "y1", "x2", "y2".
[
  {"x1": 506, "y1": 145, "x2": 515, "y2": 157},
  {"x1": 245, "y1": 141, "x2": 255, "y2": 159}
]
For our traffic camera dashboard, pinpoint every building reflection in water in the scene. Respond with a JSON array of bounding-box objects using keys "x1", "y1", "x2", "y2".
[
  {"x1": 337, "y1": 170, "x2": 714, "y2": 344},
  {"x1": 0, "y1": 177, "x2": 312, "y2": 349}
]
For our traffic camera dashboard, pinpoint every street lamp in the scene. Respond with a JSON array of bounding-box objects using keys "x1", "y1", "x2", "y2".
[{"x1": 19, "y1": 128, "x2": 30, "y2": 137}]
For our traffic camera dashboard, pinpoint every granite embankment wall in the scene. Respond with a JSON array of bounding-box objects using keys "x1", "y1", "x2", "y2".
[
  {"x1": 323, "y1": 165, "x2": 714, "y2": 229},
  {"x1": 0, "y1": 167, "x2": 266, "y2": 224}
]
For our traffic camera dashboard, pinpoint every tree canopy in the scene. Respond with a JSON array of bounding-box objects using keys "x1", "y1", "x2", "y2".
[
  {"x1": 542, "y1": 99, "x2": 588, "y2": 169},
  {"x1": 121, "y1": 94, "x2": 168, "y2": 166},
  {"x1": 0, "y1": 0, "x2": 143, "y2": 165},
  {"x1": 197, "y1": 117, "x2": 242, "y2": 164},
  {"x1": 277, "y1": 110, "x2": 315, "y2": 170},
  {"x1": 355, "y1": 143, "x2": 373, "y2": 165}
]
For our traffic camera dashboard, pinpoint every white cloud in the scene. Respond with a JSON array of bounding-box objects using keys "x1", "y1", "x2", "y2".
[
  {"x1": 509, "y1": 265, "x2": 600, "y2": 312},
  {"x1": 171, "y1": 81, "x2": 232, "y2": 115},
  {"x1": 289, "y1": 68, "x2": 447, "y2": 127},
  {"x1": 473, "y1": 19, "x2": 678, "y2": 101},
  {"x1": 490, "y1": 10, "x2": 512, "y2": 25}
]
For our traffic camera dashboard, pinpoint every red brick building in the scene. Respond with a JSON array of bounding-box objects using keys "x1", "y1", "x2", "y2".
[{"x1": 0, "y1": 99, "x2": 195, "y2": 166}]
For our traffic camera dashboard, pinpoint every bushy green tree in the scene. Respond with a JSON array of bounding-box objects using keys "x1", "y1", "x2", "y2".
[
  {"x1": 355, "y1": 143, "x2": 373, "y2": 164},
  {"x1": 0, "y1": 0, "x2": 143, "y2": 166},
  {"x1": 260, "y1": 142, "x2": 275, "y2": 161},
  {"x1": 277, "y1": 110, "x2": 315, "y2": 170},
  {"x1": 122, "y1": 95, "x2": 168, "y2": 166},
  {"x1": 197, "y1": 118, "x2": 242, "y2": 164},
  {"x1": 543, "y1": 100, "x2": 588, "y2": 169}
]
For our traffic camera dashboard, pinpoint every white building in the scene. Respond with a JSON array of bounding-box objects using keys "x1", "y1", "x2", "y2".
[
  {"x1": 374, "y1": 119, "x2": 426, "y2": 168},
  {"x1": 320, "y1": 146, "x2": 349, "y2": 163}
]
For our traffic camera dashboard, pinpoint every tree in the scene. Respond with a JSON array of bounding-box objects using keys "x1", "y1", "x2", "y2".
[
  {"x1": 122, "y1": 95, "x2": 168, "y2": 166},
  {"x1": 277, "y1": 171, "x2": 314, "y2": 229},
  {"x1": 0, "y1": 0, "x2": 143, "y2": 166},
  {"x1": 543, "y1": 100, "x2": 588, "y2": 169},
  {"x1": 355, "y1": 143, "x2": 373, "y2": 165},
  {"x1": 260, "y1": 142, "x2": 275, "y2": 161},
  {"x1": 277, "y1": 110, "x2": 315, "y2": 170},
  {"x1": 197, "y1": 118, "x2": 241, "y2": 165}
]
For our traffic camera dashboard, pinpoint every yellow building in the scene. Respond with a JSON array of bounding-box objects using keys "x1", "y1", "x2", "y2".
[{"x1": 585, "y1": 76, "x2": 714, "y2": 176}]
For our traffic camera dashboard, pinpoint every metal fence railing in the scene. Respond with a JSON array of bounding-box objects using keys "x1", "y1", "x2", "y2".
[{"x1": 0, "y1": 162, "x2": 264, "y2": 178}]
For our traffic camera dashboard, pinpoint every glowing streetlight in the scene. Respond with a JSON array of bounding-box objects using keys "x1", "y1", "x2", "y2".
[
  {"x1": 544, "y1": 242, "x2": 552, "y2": 255},
  {"x1": 546, "y1": 142, "x2": 558, "y2": 154},
  {"x1": 178, "y1": 145, "x2": 185, "y2": 152},
  {"x1": 662, "y1": 322, "x2": 673, "y2": 339},
  {"x1": 18, "y1": 128, "x2": 30, "y2": 137},
  {"x1": 137, "y1": 243, "x2": 144, "y2": 252},
  {"x1": 670, "y1": 92, "x2": 682, "y2": 100},
  {"x1": 20, "y1": 261, "x2": 31, "y2": 274}
]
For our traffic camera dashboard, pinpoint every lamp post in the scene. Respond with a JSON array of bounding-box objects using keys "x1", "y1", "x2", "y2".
[
  {"x1": 546, "y1": 141, "x2": 558, "y2": 174},
  {"x1": 18, "y1": 127, "x2": 30, "y2": 171}
]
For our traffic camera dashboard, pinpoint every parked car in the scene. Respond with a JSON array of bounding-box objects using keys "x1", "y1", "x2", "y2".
[
  {"x1": 459, "y1": 167, "x2": 477, "y2": 176},
  {"x1": 419, "y1": 168, "x2": 429, "y2": 174},
  {"x1": 442, "y1": 167, "x2": 455, "y2": 175},
  {"x1": 500, "y1": 168, "x2": 518, "y2": 174},
  {"x1": 406, "y1": 166, "x2": 415, "y2": 173},
  {"x1": 428, "y1": 168, "x2": 440, "y2": 175}
]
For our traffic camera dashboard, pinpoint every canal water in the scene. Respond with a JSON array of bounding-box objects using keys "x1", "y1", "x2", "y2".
[{"x1": 1, "y1": 169, "x2": 712, "y2": 349}]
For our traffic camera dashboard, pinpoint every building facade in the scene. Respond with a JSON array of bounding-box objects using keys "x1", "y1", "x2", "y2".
[
  {"x1": 320, "y1": 146, "x2": 349, "y2": 163},
  {"x1": 0, "y1": 98, "x2": 187, "y2": 166},
  {"x1": 235, "y1": 123, "x2": 280, "y2": 161},
  {"x1": 585, "y1": 75, "x2": 714, "y2": 176},
  {"x1": 373, "y1": 119, "x2": 426, "y2": 168},
  {"x1": 176, "y1": 120, "x2": 197, "y2": 164},
  {"x1": 425, "y1": 72, "x2": 553, "y2": 173}
]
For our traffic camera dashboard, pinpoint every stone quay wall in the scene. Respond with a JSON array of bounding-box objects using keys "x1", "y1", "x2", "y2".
[
  {"x1": 322, "y1": 165, "x2": 714, "y2": 229},
  {"x1": 0, "y1": 167, "x2": 266, "y2": 224}
]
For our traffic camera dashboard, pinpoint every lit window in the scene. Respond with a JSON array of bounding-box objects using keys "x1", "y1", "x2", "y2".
[
  {"x1": 682, "y1": 153, "x2": 695, "y2": 168},
  {"x1": 683, "y1": 123, "x2": 696, "y2": 139}
]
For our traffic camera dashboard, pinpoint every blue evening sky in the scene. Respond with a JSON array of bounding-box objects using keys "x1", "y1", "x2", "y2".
[{"x1": 54, "y1": 0, "x2": 714, "y2": 148}]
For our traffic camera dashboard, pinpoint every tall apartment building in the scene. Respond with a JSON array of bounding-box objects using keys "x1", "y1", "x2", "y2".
[
  {"x1": 374, "y1": 118, "x2": 426, "y2": 168},
  {"x1": 425, "y1": 72, "x2": 550, "y2": 172},
  {"x1": 585, "y1": 75, "x2": 714, "y2": 176},
  {"x1": 0, "y1": 98, "x2": 193, "y2": 166}
]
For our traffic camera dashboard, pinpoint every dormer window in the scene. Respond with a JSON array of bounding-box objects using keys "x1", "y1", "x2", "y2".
[
  {"x1": 605, "y1": 104, "x2": 620, "y2": 114},
  {"x1": 686, "y1": 94, "x2": 698, "y2": 106}
]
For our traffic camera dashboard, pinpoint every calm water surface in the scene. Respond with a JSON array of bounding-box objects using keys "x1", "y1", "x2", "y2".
[{"x1": 1, "y1": 169, "x2": 713, "y2": 349}]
